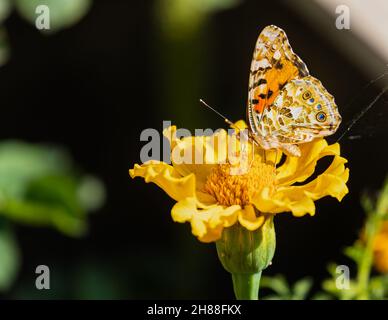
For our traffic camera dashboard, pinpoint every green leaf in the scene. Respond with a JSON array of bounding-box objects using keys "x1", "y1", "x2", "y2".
[
  {"x1": 1, "y1": 175, "x2": 89, "y2": 237},
  {"x1": 369, "y1": 275, "x2": 388, "y2": 299},
  {"x1": 0, "y1": 0, "x2": 11, "y2": 23},
  {"x1": 14, "y1": 0, "x2": 92, "y2": 33},
  {"x1": 344, "y1": 243, "x2": 364, "y2": 264},
  {"x1": 1, "y1": 197, "x2": 87, "y2": 237},
  {"x1": 26, "y1": 175, "x2": 82, "y2": 217},
  {"x1": 0, "y1": 141, "x2": 70, "y2": 198},
  {"x1": 0, "y1": 141, "x2": 105, "y2": 236},
  {"x1": 292, "y1": 277, "x2": 313, "y2": 300},
  {"x1": 361, "y1": 192, "x2": 375, "y2": 214},
  {"x1": 260, "y1": 274, "x2": 290, "y2": 297},
  {"x1": 0, "y1": 222, "x2": 20, "y2": 291},
  {"x1": 322, "y1": 278, "x2": 340, "y2": 295}
]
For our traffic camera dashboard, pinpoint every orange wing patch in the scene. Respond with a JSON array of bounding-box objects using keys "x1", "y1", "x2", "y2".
[
  {"x1": 248, "y1": 25, "x2": 309, "y2": 115},
  {"x1": 251, "y1": 59, "x2": 301, "y2": 113}
]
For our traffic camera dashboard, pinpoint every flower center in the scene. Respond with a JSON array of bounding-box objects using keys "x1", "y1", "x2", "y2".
[{"x1": 203, "y1": 155, "x2": 276, "y2": 206}]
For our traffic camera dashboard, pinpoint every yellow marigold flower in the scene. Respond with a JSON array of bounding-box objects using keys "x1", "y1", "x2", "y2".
[
  {"x1": 372, "y1": 221, "x2": 388, "y2": 273},
  {"x1": 129, "y1": 121, "x2": 349, "y2": 243}
]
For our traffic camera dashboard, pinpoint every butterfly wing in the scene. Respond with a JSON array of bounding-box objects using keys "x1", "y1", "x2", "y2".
[
  {"x1": 247, "y1": 25, "x2": 309, "y2": 136},
  {"x1": 262, "y1": 76, "x2": 342, "y2": 156},
  {"x1": 247, "y1": 25, "x2": 341, "y2": 157}
]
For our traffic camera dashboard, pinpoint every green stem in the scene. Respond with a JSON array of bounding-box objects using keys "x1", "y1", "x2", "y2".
[
  {"x1": 232, "y1": 272, "x2": 262, "y2": 300},
  {"x1": 357, "y1": 240, "x2": 373, "y2": 299},
  {"x1": 357, "y1": 216, "x2": 381, "y2": 300}
]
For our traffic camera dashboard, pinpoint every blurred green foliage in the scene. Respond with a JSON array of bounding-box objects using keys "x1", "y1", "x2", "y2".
[
  {"x1": 261, "y1": 177, "x2": 388, "y2": 300},
  {"x1": 0, "y1": 0, "x2": 11, "y2": 22},
  {"x1": 260, "y1": 275, "x2": 313, "y2": 300},
  {"x1": 0, "y1": 0, "x2": 93, "y2": 66},
  {"x1": 0, "y1": 0, "x2": 96, "y2": 294},
  {"x1": 0, "y1": 141, "x2": 104, "y2": 236},
  {"x1": 321, "y1": 177, "x2": 388, "y2": 300},
  {"x1": 156, "y1": 0, "x2": 241, "y2": 39},
  {"x1": 0, "y1": 0, "x2": 11, "y2": 65},
  {"x1": 0, "y1": 221, "x2": 20, "y2": 291},
  {"x1": 15, "y1": 0, "x2": 92, "y2": 33},
  {"x1": 0, "y1": 141, "x2": 105, "y2": 292}
]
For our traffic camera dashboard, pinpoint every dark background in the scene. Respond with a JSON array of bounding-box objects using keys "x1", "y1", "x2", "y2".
[{"x1": 1, "y1": 0, "x2": 387, "y2": 299}]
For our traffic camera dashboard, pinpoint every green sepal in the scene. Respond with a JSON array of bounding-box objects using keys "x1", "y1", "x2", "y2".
[
  {"x1": 216, "y1": 216, "x2": 276, "y2": 274},
  {"x1": 216, "y1": 216, "x2": 276, "y2": 300}
]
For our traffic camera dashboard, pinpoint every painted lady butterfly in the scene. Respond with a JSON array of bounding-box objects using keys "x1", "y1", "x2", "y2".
[{"x1": 247, "y1": 25, "x2": 342, "y2": 157}]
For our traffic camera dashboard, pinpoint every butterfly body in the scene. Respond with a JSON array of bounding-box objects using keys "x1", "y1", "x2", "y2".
[{"x1": 247, "y1": 25, "x2": 341, "y2": 156}]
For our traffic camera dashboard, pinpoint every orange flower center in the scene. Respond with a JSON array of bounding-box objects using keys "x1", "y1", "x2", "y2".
[{"x1": 203, "y1": 155, "x2": 276, "y2": 206}]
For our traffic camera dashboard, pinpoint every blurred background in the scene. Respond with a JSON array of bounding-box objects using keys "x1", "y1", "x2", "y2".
[{"x1": 0, "y1": 0, "x2": 387, "y2": 299}]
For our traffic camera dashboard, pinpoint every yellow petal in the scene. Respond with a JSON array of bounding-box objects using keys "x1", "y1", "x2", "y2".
[
  {"x1": 276, "y1": 139, "x2": 341, "y2": 186},
  {"x1": 237, "y1": 204, "x2": 266, "y2": 230},
  {"x1": 232, "y1": 120, "x2": 248, "y2": 130},
  {"x1": 253, "y1": 151, "x2": 349, "y2": 217},
  {"x1": 209, "y1": 205, "x2": 240, "y2": 229},
  {"x1": 171, "y1": 197, "x2": 240, "y2": 242},
  {"x1": 198, "y1": 225, "x2": 225, "y2": 243},
  {"x1": 163, "y1": 125, "x2": 229, "y2": 189},
  {"x1": 162, "y1": 125, "x2": 178, "y2": 150},
  {"x1": 253, "y1": 186, "x2": 316, "y2": 217},
  {"x1": 129, "y1": 161, "x2": 196, "y2": 202},
  {"x1": 299, "y1": 156, "x2": 350, "y2": 202}
]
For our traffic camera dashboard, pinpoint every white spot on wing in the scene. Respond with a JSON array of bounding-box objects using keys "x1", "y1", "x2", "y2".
[
  {"x1": 274, "y1": 95, "x2": 284, "y2": 107},
  {"x1": 255, "y1": 43, "x2": 266, "y2": 51},
  {"x1": 291, "y1": 107, "x2": 303, "y2": 118},
  {"x1": 251, "y1": 59, "x2": 271, "y2": 71},
  {"x1": 263, "y1": 29, "x2": 279, "y2": 41}
]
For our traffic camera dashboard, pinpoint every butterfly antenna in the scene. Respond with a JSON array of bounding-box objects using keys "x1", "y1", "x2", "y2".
[
  {"x1": 342, "y1": 68, "x2": 388, "y2": 111},
  {"x1": 199, "y1": 98, "x2": 261, "y2": 151},
  {"x1": 336, "y1": 85, "x2": 388, "y2": 142},
  {"x1": 199, "y1": 99, "x2": 234, "y2": 126}
]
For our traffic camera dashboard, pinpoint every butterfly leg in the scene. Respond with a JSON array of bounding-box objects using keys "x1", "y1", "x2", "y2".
[{"x1": 262, "y1": 148, "x2": 267, "y2": 164}]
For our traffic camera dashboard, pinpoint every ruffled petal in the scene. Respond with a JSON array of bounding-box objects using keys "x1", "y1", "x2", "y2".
[
  {"x1": 253, "y1": 152, "x2": 349, "y2": 217},
  {"x1": 171, "y1": 197, "x2": 240, "y2": 242},
  {"x1": 252, "y1": 186, "x2": 316, "y2": 217},
  {"x1": 131, "y1": 121, "x2": 350, "y2": 243},
  {"x1": 163, "y1": 125, "x2": 229, "y2": 189},
  {"x1": 276, "y1": 139, "x2": 341, "y2": 186},
  {"x1": 237, "y1": 205, "x2": 266, "y2": 230},
  {"x1": 129, "y1": 161, "x2": 197, "y2": 202}
]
